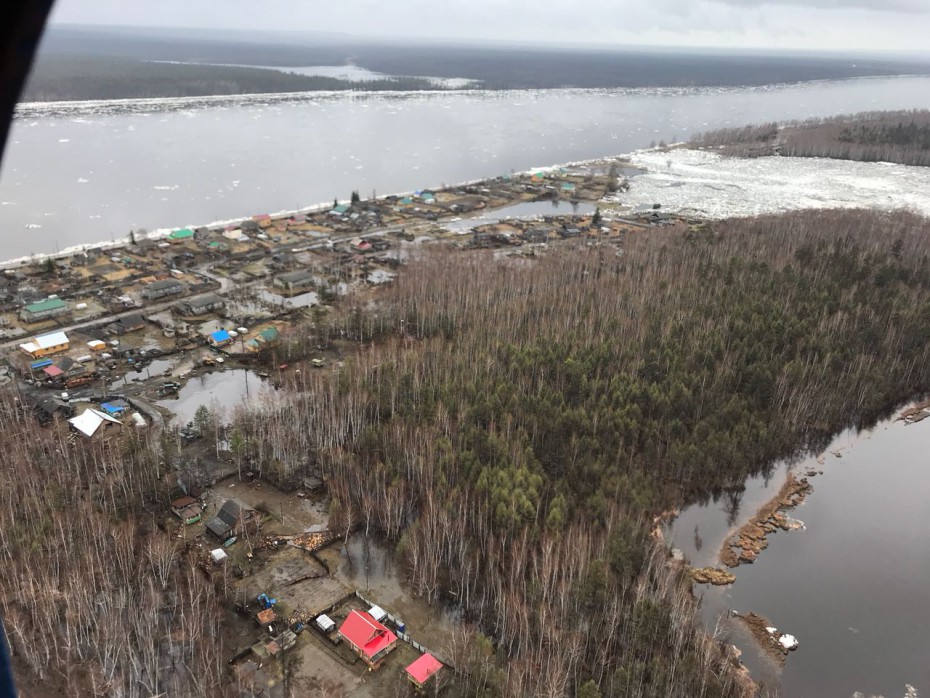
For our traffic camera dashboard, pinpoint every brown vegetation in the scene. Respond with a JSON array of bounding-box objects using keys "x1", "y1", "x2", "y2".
[
  {"x1": 693, "y1": 110, "x2": 930, "y2": 166},
  {"x1": 0, "y1": 394, "x2": 225, "y2": 697},
  {"x1": 232, "y1": 208, "x2": 930, "y2": 695}
]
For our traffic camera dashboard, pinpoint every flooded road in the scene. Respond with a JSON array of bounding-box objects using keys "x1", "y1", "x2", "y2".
[{"x1": 667, "y1": 412, "x2": 930, "y2": 696}]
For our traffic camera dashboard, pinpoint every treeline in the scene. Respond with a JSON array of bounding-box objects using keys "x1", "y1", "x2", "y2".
[
  {"x1": 231, "y1": 208, "x2": 930, "y2": 695},
  {"x1": 0, "y1": 395, "x2": 226, "y2": 697},
  {"x1": 693, "y1": 110, "x2": 930, "y2": 166},
  {"x1": 21, "y1": 55, "x2": 442, "y2": 102},
  {"x1": 38, "y1": 26, "x2": 930, "y2": 90}
]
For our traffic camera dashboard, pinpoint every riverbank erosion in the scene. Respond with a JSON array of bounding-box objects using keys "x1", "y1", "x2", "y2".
[{"x1": 720, "y1": 473, "x2": 812, "y2": 568}]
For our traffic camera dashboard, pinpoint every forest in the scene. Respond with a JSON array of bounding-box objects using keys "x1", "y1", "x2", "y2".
[
  {"x1": 693, "y1": 110, "x2": 930, "y2": 166},
  {"x1": 227, "y1": 208, "x2": 930, "y2": 696},
  {"x1": 28, "y1": 25, "x2": 930, "y2": 99},
  {"x1": 8, "y1": 208, "x2": 930, "y2": 695},
  {"x1": 21, "y1": 56, "x2": 440, "y2": 102}
]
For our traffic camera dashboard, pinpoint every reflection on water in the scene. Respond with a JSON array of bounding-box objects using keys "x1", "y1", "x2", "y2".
[
  {"x1": 156, "y1": 369, "x2": 269, "y2": 424},
  {"x1": 445, "y1": 200, "x2": 596, "y2": 232},
  {"x1": 667, "y1": 415, "x2": 930, "y2": 696}
]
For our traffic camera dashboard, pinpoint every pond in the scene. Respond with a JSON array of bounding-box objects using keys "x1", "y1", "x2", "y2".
[{"x1": 444, "y1": 199, "x2": 597, "y2": 233}]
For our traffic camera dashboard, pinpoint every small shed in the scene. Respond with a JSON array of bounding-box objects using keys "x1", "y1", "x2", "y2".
[
  {"x1": 405, "y1": 653, "x2": 443, "y2": 688},
  {"x1": 315, "y1": 614, "x2": 336, "y2": 633}
]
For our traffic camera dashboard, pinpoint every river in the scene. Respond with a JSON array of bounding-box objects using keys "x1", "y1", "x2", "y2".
[
  {"x1": 3, "y1": 76, "x2": 930, "y2": 259},
  {"x1": 667, "y1": 411, "x2": 930, "y2": 697}
]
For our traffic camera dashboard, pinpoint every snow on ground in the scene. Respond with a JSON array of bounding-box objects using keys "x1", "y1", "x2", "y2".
[{"x1": 622, "y1": 149, "x2": 930, "y2": 219}]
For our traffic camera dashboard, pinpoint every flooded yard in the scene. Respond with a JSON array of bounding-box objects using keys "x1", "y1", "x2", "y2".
[{"x1": 156, "y1": 369, "x2": 270, "y2": 424}]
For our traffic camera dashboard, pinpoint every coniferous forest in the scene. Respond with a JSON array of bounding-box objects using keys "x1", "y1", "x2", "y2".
[{"x1": 7, "y1": 208, "x2": 930, "y2": 695}]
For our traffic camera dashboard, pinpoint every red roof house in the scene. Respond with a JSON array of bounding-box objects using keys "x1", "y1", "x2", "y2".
[
  {"x1": 405, "y1": 652, "x2": 443, "y2": 688},
  {"x1": 338, "y1": 610, "x2": 398, "y2": 668}
]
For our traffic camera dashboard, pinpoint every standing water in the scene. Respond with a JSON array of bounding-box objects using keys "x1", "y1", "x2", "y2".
[{"x1": 666, "y1": 411, "x2": 930, "y2": 696}]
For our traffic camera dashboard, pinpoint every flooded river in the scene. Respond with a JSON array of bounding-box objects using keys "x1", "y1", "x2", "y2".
[
  {"x1": 667, "y1": 411, "x2": 930, "y2": 697},
  {"x1": 4, "y1": 76, "x2": 930, "y2": 258}
]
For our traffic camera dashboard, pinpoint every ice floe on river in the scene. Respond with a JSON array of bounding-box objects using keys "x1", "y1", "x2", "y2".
[{"x1": 622, "y1": 149, "x2": 930, "y2": 219}]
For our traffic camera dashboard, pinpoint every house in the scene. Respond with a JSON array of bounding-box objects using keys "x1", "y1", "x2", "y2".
[
  {"x1": 68, "y1": 408, "x2": 121, "y2": 438},
  {"x1": 210, "y1": 329, "x2": 233, "y2": 347},
  {"x1": 20, "y1": 297, "x2": 69, "y2": 323},
  {"x1": 55, "y1": 356, "x2": 86, "y2": 378},
  {"x1": 405, "y1": 653, "x2": 443, "y2": 689},
  {"x1": 19, "y1": 331, "x2": 70, "y2": 358},
  {"x1": 168, "y1": 228, "x2": 195, "y2": 243},
  {"x1": 141, "y1": 279, "x2": 184, "y2": 301},
  {"x1": 205, "y1": 500, "x2": 260, "y2": 540},
  {"x1": 106, "y1": 313, "x2": 147, "y2": 336},
  {"x1": 273, "y1": 269, "x2": 317, "y2": 291},
  {"x1": 171, "y1": 496, "x2": 203, "y2": 525},
  {"x1": 338, "y1": 610, "x2": 398, "y2": 669},
  {"x1": 176, "y1": 293, "x2": 225, "y2": 316},
  {"x1": 100, "y1": 399, "x2": 130, "y2": 416},
  {"x1": 252, "y1": 214, "x2": 272, "y2": 229}
]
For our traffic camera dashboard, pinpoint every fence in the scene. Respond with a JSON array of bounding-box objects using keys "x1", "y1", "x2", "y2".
[{"x1": 353, "y1": 590, "x2": 455, "y2": 669}]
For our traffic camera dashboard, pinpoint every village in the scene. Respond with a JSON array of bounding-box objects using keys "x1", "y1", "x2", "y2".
[{"x1": 0, "y1": 159, "x2": 690, "y2": 696}]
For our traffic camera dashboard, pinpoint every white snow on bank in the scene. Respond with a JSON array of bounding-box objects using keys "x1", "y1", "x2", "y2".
[{"x1": 622, "y1": 149, "x2": 930, "y2": 219}]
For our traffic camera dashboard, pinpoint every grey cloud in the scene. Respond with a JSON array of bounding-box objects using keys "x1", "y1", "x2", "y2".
[{"x1": 714, "y1": 0, "x2": 928, "y2": 12}]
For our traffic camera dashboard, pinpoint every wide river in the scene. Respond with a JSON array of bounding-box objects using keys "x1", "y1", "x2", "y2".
[
  {"x1": 3, "y1": 76, "x2": 930, "y2": 259},
  {"x1": 667, "y1": 410, "x2": 930, "y2": 697}
]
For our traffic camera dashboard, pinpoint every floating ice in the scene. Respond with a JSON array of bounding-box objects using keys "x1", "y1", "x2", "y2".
[
  {"x1": 622, "y1": 149, "x2": 930, "y2": 219},
  {"x1": 778, "y1": 634, "x2": 799, "y2": 651}
]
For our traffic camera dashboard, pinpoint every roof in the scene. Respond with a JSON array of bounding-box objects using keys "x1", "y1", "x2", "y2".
[
  {"x1": 147, "y1": 279, "x2": 183, "y2": 290},
  {"x1": 217, "y1": 500, "x2": 243, "y2": 525},
  {"x1": 24, "y1": 298, "x2": 67, "y2": 313},
  {"x1": 101, "y1": 401, "x2": 129, "y2": 415},
  {"x1": 258, "y1": 327, "x2": 280, "y2": 343},
  {"x1": 43, "y1": 365, "x2": 64, "y2": 377},
  {"x1": 185, "y1": 293, "x2": 224, "y2": 307},
  {"x1": 406, "y1": 653, "x2": 443, "y2": 684},
  {"x1": 169, "y1": 228, "x2": 194, "y2": 239},
  {"x1": 338, "y1": 610, "x2": 397, "y2": 660},
  {"x1": 211, "y1": 329, "x2": 231, "y2": 343},
  {"x1": 35, "y1": 331, "x2": 69, "y2": 349},
  {"x1": 68, "y1": 408, "x2": 121, "y2": 437}
]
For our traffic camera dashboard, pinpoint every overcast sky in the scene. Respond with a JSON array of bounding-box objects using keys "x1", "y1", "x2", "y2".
[{"x1": 48, "y1": 0, "x2": 930, "y2": 53}]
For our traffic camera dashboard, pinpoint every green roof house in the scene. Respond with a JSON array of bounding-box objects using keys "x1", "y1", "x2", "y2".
[
  {"x1": 20, "y1": 297, "x2": 69, "y2": 323},
  {"x1": 168, "y1": 228, "x2": 195, "y2": 242}
]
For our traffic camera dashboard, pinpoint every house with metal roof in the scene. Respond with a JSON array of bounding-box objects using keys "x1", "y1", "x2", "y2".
[
  {"x1": 19, "y1": 331, "x2": 70, "y2": 358},
  {"x1": 20, "y1": 297, "x2": 68, "y2": 323},
  {"x1": 141, "y1": 279, "x2": 184, "y2": 300},
  {"x1": 338, "y1": 610, "x2": 398, "y2": 669},
  {"x1": 405, "y1": 653, "x2": 443, "y2": 688},
  {"x1": 168, "y1": 228, "x2": 195, "y2": 242},
  {"x1": 273, "y1": 269, "x2": 318, "y2": 290},
  {"x1": 206, "y1": 500, "x2": 259, "y2": 540},
  {"x1": 176, "y1": 293, "x2": 225, "y2": 316},
  {"x1": 68, "y1": 408, "x2": 121, "y2": 438},
  {"x1": 210, "y1": 329, "x2": 232, "y2": 347}
]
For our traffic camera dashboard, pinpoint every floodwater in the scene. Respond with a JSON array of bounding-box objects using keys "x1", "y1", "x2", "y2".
[
  {"x1": 156, "y1": 369, "x2": 269, "y2": 425},
  {"x1": 444, "y1": 199, "x2": 596, "y2": 233},
  {"x1": 4, "y1": 76, "x2": 930, "y2": 258},
  {"x1": 108, "y1": 358, "x2": 174, "y2": 389},
  {"x1": 666, "y1": 412, "x2": 930, "y2": 697}
]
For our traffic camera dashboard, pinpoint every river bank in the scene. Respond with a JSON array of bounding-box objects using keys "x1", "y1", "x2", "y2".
[{"x1": 668, "y1": 404, "x2": 930, "y2": 696}]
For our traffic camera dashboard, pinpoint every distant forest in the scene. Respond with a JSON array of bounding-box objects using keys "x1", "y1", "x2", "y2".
[
  {"x1": 693, "y1": 110, "x2": 930, "y2": 166},
  {"x1": 19, "y1": 25, "x2": 930, "y2": 101},
  {"x1": 21, "y1": 55, "x2": 440, "y2": 101}
]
